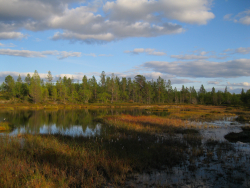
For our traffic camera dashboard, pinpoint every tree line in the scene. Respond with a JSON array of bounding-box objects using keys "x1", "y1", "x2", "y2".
[{"x1": 1, "y1": 70, "x2": 250, "y2": 105}]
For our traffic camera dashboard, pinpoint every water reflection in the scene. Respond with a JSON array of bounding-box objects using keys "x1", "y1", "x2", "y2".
[{"x1": 0, "y1": 109, "x2": 150, "y2": 136}]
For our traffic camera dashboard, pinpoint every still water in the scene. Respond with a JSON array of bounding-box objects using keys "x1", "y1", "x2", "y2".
[{"x1": 0, "y1": 108, "x2": 169, "y2": 136}]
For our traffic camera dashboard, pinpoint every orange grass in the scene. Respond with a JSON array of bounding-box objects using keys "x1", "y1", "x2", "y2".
[
  {"x1": 164, "y1": 105, "x2": 236, "y2": 121},
  {"x1": 102, "y1": 115, "x2": 191, "y2": 134}
]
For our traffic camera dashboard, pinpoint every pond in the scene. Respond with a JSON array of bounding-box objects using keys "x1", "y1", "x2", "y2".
[
  {"x1": 0, "y1": 108, "x2": 250, "y2": 187},
  {"x1": 0, "y1": 109, "x2": 144, "y2": 136}
]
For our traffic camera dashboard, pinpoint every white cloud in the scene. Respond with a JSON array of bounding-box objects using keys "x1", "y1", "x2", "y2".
[
  {"x1": 0, "y1": 32, "x2": 26, "y2": 40},
  {"x1": 0, "y1": 43, "x2": 16, "y2": 47},
  {"x1": 171, "y1": 54, "x2": 209, "y2": 60},
  {"x1": 223, "y1": 14, "x2": 232, "y2": 20},
  {"x1": 223, "y1": 47, "x2": 250, "y2": 55},
  {"x1": 58, "y1": 51, "x2": 81, "y2": 59},
  {"x1": 0, "y1": 49, "x2": 81, "y2": 59},
  {"x1": 235, "y1": 47, "x2": 250, "y2": 54},
  {"x1": 223, "y1": 48, "x2": 233, "y2": 52},
  {"x1": 226, "y1": 82, "x2": 250, "y2": 87},
  {"x1": 143, "y1": 59, "x2": 250, "y2": 78},
  {"x1": 52, "y1": 32, "x2": 116, "y2": 43},
  {"x1": 199, "y1": 51, "x2": 208, "y2": 56},
  {"x1": 0, "y1": 0, "x2": 215, "y2": 43},
  {"x1": 224, "y1": 9, "x2": 250, "y2": 25},
  {"x1": 51, "y1": 21, "x2": 184, "y2": 43},
  {"x1": 170, "y1": 50, "x2": 228, "y2": 60},
  {"x1": 104, "y1": 0, "x2": 214, "y2": 25},
  {"x1": 0, "y1": 49, "x2": 46, "y2": 58},
  {"x1": 208, "y1": 81, "x2": 220, "y2": 85},
  {"x1": 237, "y1": 10, "x2": 250, "y2": 25},
  {"x1": 125, "y1": 48, "x2": 166, "y2": 56}
]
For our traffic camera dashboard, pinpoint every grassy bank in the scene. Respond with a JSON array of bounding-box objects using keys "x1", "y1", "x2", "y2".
[{"x1": 0, "y1": 102, "x2": 245, "y2": 121}]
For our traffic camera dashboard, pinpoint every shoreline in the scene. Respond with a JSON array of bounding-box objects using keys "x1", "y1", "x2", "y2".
[{"x1": 0, "y1": 102, "x2": 197, "y2": 110}]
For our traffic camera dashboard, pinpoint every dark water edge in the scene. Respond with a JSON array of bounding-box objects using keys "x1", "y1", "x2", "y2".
[{"x1": 1, "y1": 109, "x2": 250, "y2": 187}]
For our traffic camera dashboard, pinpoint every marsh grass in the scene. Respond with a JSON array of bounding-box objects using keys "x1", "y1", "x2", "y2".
[
  {"x1": 0, "y1": 115, "x2": 194, "y2": 187},
  {"x1": 1, "y1": 106, "x2": 249, "y2": 187},
  {"x1": 0, "y1": 122, "x2": 12, "y2": 132},
  {"x1": 0, "y1": 134, "x2": 188, "y2": 187},
  {"x1": 0, "y1": 113, "x2": 206, "y2": 187}
]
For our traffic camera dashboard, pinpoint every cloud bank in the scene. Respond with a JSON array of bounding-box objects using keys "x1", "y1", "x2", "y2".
[
  {"x1": 0, "y1": 49, "x2": 81, "y2": 59},
  {"x1": 0, "y1": 0, "x2": 215, "y2": 42},
  {"x1": 143, "y1": 59, "x2": 250, "y2": 78}
]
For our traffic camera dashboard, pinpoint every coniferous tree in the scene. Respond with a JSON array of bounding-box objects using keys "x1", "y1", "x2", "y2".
[
  {"x1": 51, "y1": 86, "x2": 57, "y2": 102},
  {"x1": 107, "y1": 74, "x2": 115, "y2": 103},
  {"x1": 56, "y1": 77, "x2": 67, "y2": 102},
  {"x1": 174, "y1": 87, "x2": 178, "y2": 103},
  {"x1": 29, "y1": 70, "x2": 42, "y2": 103},
  {"x1": 2, "y1": 71, "x2": 249, "y2": 105},
  {"x1": 89, "y1": 76, "x2": 98, "y2": 101},
  {"x1": 198, "y1": 84, "x2": 206, "y2": 104},
  {"x1": 42, "y1": 87, "x2": 49, "y2": 102},
  {"x1": 157, "y1": 76, "x2": 165, "y2": 103},
  {"x1": 120, "y1": 77, "x2": 128, "y2": 101},
  {"x1": 166, "y1": 80, "x2": 173, "y2": 103},
  {"x1": 15, "y1": 74, "x2": 23, "y2": 99},
  {"x1": 3, "y1": 75, "x2": 16, "y2": 100},
  {"x1": 224, "y1": 86, "x2": 230, "y2": 104},
  {"x1": 217, "y1": 91, "x2": 223, "y2": 105},
  {"x1": 240, "y1": 89, "x2": 246, "y2": 104},
  {"x1": 127, "y1": 78, "x2": 133, "y2": 102},
  {"x1": 135, "y1": 75, "x2": 146, "y2": 103},
  {"x1": 46, "y1": 71, "x2": 53, "y2": 97},
  {"x1": 100, "y1": 71, "x2": 106, "y2": 90},
  {"x1": 211, "y1": 87, "x2": 217, "y2": 105},
  {"x1": 25, "y1": 73, "x2": 31, "y2": 85}
]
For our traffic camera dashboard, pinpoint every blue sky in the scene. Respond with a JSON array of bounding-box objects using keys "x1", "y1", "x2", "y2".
[{"x1": 0, "y1": 0, "x2": 249, "y2": 93}]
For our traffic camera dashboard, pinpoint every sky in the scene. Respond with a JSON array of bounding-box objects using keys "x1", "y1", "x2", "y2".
[{"x1": 0, "y1": 0, "x2": 249, "y2": 93}]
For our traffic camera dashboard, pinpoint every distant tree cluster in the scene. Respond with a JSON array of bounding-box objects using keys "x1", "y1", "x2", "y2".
[{"x1": 1, "y1": 70, "x2": 249, "y2": 106}]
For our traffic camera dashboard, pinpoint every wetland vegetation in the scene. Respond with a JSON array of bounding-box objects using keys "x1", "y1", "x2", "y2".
[{"x1": 0, "y1": 105, "x2": 250, "y2": 187}]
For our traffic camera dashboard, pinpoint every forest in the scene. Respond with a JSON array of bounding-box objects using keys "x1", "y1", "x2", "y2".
[{"x1": 0, "y1": 70, "x2": 249, "y2": 106}]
